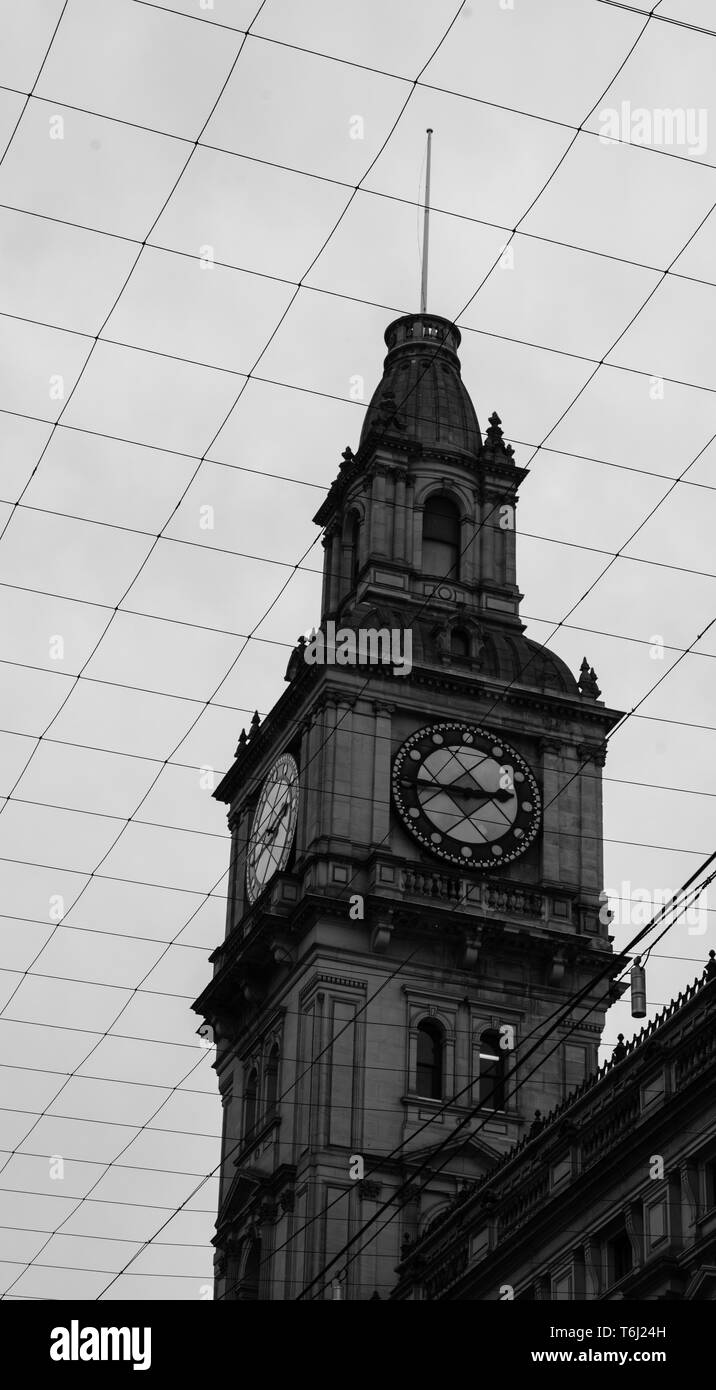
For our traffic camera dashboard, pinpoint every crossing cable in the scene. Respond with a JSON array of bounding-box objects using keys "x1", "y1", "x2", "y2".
[
  {"x1": 227, "y1": 80, "x2": 716, "y2": 1286},
  {"x1": 0, "y1": 3, "x2": 69, "y2": 169},
  {"x1": 1, "y1": 0, "x2": 706, "y2": 928},
  {"x1": 0, "y1": 807, "x2": 709, "y2": 893},
  {"x1": 0, "y1": 439, "x2": 711, "y2": 1284},
  {"x1": 5, "y1": 744, "x2": 716, "y2": 822},
  {"x1": 297, "y1": 860, "x2": 715, "y2": 1299},
  {"x1": 87, "y1": 555, "x2": 714, "y2": 1297},
  {"x1": 312, "y1": 871, "x2": 716, "y2": 1300},
  {"x1": 3, "y1": 232, "x2": 716, "y2": 398},
  {"x1": 129, "y1": 0, "x2": 716, "y2": 179},
  {"x1": 0, "y1": 1006, "x2": 706, "y2": 1132},
  {"x1": 225, "y1": 862, "x2": 712, "y2": 1301},
  {"x1": 2, "y1": 578, "x2": 715, "y2": 669},
  {"x1": 0, "y1": 0, "x2": 482, "y2": 1296},
  {"x1": 0, "y1": 0, "x2": 477, "y2": 1031},
  {"x1": 3, "y1": 383, "x2": 716, "y2": 505},
  {"x1": 1, "y1": 0, "x2": 700, "y2": 1289},
  {"x1": 4, "y1": 5, "x2": 711, "y2": 1295},
  {"x1": 0, "y1": 0, "x2": 476, "y2": 1025},
  {"x1": 2, "y1": 482, "x2": 715, "y2": 587},
  {"x1": 0, "y1": 1021, "x2": 211, "y2": 1300},
  {"x1": 0, "y1": 0, "x2": 269, "y2": 557},
  {"x1": 593, "y1": 0, "x2": 716, "y2": 39}
]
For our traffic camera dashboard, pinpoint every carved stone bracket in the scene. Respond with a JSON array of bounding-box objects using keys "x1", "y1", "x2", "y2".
[
  {"x1": 357, "y1": 1180, "x2": 382, "y2": 1202},
  {"x1": 578, "y1": 742, "x2": 607, "y2": 768},
  {"x1": 371, "y1": 911, "x2": 394, "y2": 954},
  {"x1": 278, "y1": 1189, "x2": 296, "y2": 1214},
  {"x1": 462, "y1": 932, "x2": 482, "y2": 970},
  {"x1": 550, "y1": 948, "x2": 567, "y2": 984}
]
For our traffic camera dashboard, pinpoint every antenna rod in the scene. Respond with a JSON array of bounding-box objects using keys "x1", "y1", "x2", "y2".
[{"x1": 420, "y1": 128, "x2": 433, "y2": 314}]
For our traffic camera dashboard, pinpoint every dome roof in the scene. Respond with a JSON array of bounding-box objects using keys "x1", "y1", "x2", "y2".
[
  {"x1": 482, "y1": 631, "x2": 581, "y2": 696},
  {"x1": 359, "y1": 314, "x2": 481, "y2": 460}
]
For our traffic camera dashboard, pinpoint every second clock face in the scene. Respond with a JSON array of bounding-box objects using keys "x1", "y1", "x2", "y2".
[
  {"x1": 246, "y1": 752, "x2": 299, "y2": 905},
  {"x1": 392, "y1": 722, "x2": 541, "y2": 869}
]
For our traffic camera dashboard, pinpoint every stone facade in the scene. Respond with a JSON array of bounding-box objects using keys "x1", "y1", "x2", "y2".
[
  {"x1": 393, "y1": 963, "x2": 716, "y2": 1300},
  {"x1": 193, "y1": 311, "x2": 627, "y2": 1300}
]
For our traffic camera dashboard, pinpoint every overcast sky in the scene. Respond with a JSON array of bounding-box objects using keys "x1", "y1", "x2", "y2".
[{"x1": 0, "y1": 0, "x2": 714, "y2": 1301}]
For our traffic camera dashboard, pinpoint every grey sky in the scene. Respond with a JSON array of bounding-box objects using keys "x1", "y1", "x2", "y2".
[{"x1": 0, "y1": 0, "x2": 714, "y2": 1299}]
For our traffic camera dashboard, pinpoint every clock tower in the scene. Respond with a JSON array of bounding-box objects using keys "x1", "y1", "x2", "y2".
[{"x1": 194, "y1": 312, "x2": 624, "y2": 1301}]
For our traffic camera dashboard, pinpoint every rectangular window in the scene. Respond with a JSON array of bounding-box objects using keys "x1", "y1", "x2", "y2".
[{"x1": 608, "y1": 1230, "x2": 632, "y2": 1285}]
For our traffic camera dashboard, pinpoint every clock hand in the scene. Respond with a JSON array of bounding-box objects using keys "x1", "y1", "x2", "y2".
[
  {"x1": 265, "y1": 798, "x2": 290, "y2": 837},
  {"x1": 418, "y1": 780, "x2": 514, "y2": 804}
]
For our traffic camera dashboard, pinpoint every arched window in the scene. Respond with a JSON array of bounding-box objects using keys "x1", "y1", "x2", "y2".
[
  {"x1": 240, "y1": 1239, "x2": 261, "y2": 1301},
  {"x1": 244, "y1": 1067, "x2": 258, "y2": 1138},
  {"x1": 416, "y1": 1020, "x2": 444, "y2": 1099},
  {"x1": 478, "y1": 1029, "x2": 505, "y2": 1111},
  {"x1": 422, "y1": 494, "x2": 460, "y2": 579},
  {"x1": 265, "y1": 1044, "x2": 279, "y2": 1115},
  {"x1": 350, "y1": 514, "x2": 361, "y2": 588},
  {"x1": 451, "y1": 627, "x2": 470, "y2": 659}
]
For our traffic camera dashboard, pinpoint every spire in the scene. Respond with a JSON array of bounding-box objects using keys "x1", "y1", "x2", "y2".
[{"x1": 420, "y1": 128, "x2": 434, "y2": 314}]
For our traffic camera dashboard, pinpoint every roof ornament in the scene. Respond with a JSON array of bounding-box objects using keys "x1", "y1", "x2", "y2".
[
  {"x1": 374, "y1": 388, "x2": 405, "y2": 433},
  {"x1": 284, "y1": 633, "x2": 307, "y2": 684},
  {"x1": 612, "y1": 1032, "x2": 627, "y2": 1063},
  {"x1": 528, "y1": 1109, "x2": 544, "y2": 1138},
  {"x1": 248, "y1": 710, "x2": 261, "y2": 741},
  {"x1": 484, "y1": 411, "x2": 515, "y2": 459},
  {"x1": 578, "y1": 656, "x2": 601, "y2": 698}
]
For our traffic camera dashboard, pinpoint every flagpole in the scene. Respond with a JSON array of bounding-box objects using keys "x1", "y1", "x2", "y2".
[{"x1": 420, "y1": 128, "x2": 433, "y2": 314}]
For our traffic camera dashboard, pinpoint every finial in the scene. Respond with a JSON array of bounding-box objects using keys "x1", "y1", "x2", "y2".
[
  {"x1": 612, "y1": 1032, "x2": 626, "y2": 1062},
  {"x1": 248, "y1": 710, "x2": 260, "y2": 740},
  {"x1": 420, "y1": 128, "x2": 434, "y2": 314},
  {"x1": 484, "y1": 411, "x2": 515, "y2": 457},
  {"x1": 529, "y1": 1109, "x2": 544, "y2": 1138},
  {"x1": 705, "y1": 949, "x2": 716, "y2": 981},
  {"x1": 578, "y1": 658, "x2": 601, "y2": 698},
  {"x1": 340, "y1": 446, "x2": 354, "y2": 472},
  {"x1": 234, "y1": 728, "x2": 247, "y2": 756}
]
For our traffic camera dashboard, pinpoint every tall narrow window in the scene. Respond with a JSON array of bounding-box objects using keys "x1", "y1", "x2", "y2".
[
  {"x1": 416, "y1": 1020, "x2": 444, "y2": 1099},
  {"x1": 451, "y1": 627, "x2": 470, "y2": 659},
  {"x1": 240, "y1": 1239, "x2": 261, "y2": 1301},
  {"x1": 422, "y1": 495, "x2": 460, "y2": 579},
  {"x1": 244, "y1": 1067, "x2": 258, "y2": 1138},
  {"x1": 609, "y1": 1230, "x2": 633, "y2": 1284},
  {"x1": 265, "y1": 1044, "x2": 279, "y2": 1116},
  {"x1": 350, "y1": 514, "x2": 361, "y2": 588},
  {"x1": 478, "y1": 1029, "x2": 505, "y2": 1110}
]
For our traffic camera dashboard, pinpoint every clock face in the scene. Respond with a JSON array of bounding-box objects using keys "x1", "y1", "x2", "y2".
[
  {"x1": 392, "y1": 722, "x2": 540, "y2": 869},
  {"x1": 246, "y1": 752, "x2": 299, "y2": 905}
]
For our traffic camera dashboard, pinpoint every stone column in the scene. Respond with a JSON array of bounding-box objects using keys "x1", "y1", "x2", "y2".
[
  {"x1": 393, "y1": 469, "x2": 407, "y2": 562},
  {"x1": 327, "y1": 527, "x2": 341, "y2": 612},
  {"x1": 370, "y1": 468, "x2": 388, "y2": 557},
  {"x1": 539, "y1": 737, "x2": 563, "y2": 884},
  {"x1": 371, "y1": 703, "x2": 394, "y2": 845}
]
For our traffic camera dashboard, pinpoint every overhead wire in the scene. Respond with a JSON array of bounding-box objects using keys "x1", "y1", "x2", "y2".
[{"x1": 1, "y1": 0, "x2": 711, "y2": 1301}]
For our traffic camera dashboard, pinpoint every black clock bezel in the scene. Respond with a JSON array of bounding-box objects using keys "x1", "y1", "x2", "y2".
[{"x1": 392, "y1": 721, "x2": 541, "y2": 869}]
